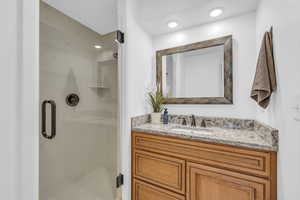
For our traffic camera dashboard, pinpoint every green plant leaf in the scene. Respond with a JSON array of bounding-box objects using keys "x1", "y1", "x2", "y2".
[{"x1": 148, "y1": 88, "x2": 164, "y2": 113}]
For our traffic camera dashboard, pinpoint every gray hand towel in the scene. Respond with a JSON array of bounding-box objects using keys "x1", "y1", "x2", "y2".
[{"x1": 251, "y1": 31, "x2": 277, "y2": 109}]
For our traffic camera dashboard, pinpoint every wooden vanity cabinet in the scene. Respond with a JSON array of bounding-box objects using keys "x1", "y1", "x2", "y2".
[{"x1": 132, "y1": 132, "x2": 277, "y2": 200}]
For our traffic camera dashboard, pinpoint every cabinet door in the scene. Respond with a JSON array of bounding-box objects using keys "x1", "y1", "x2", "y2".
[
  {"x1": 187, "y1": 162, "x2": 270, "y2": 200},
  {"x1": 133, "y1": 179, "x2": 185, "y2": 200}
]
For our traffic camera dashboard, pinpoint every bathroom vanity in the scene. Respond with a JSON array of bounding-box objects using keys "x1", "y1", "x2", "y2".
[{"x1": 131, "y1": 115, "x2": 278, "y2": 200}]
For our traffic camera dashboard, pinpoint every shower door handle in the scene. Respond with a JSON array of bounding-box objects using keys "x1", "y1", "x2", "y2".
[{"x1": 41, "y1": 100, "x2": 56, "y2": 139}]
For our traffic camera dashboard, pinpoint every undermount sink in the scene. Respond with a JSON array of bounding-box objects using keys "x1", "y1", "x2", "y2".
[{"x1": 171, "y1": 127, "x2": 213, "y2": 135}]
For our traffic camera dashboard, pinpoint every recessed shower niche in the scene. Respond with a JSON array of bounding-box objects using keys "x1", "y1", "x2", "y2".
[{"x1": 90, "y1": 49, "x2": 118, "y2": 90}]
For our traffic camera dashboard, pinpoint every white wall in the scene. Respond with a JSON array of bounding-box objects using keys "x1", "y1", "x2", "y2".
[
  {"x1": 120, "y1": 0, "x2": 154, "y2": 200},
  {"x1": 0, "y1": 0, "x2": 20, "y2": 199},
  {"x1": 256, "y1": 0, "x2": 300, "y2": 199},
  {"x1": 0, "y1": 0, "x2": 39, "y2": 200},
  {"x1": 153, "y1": 12, "x2": 257, "y2": 119}
]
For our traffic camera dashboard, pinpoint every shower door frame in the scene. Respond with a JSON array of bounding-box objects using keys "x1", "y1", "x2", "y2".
[{"x1": 20, "y1": 1, "x2": 127, "y2": 200}]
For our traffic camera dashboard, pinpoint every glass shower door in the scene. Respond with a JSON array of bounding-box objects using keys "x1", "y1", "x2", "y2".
[{"x1": 39, "y1": 2, "x2": 119, "y2": 200}]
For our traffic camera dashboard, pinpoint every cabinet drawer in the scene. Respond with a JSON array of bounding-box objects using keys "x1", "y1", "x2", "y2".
[
  {"x1": 186, "y1": 162, "x2": 270, "y2": 200},
  {"x1": 133, "y1": 150, "x2": 186, "y2": 194},
  {"x1": 133, "y1": 132, "x2": 271, "y2": 178},
  {"x1": 133, "y1": 179, "x2": 185, "y2": 200}
]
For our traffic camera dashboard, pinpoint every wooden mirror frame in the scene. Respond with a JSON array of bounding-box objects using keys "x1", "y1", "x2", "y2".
[{"x1": 156, "y1": 35, "x2": 233, "y2": 104}]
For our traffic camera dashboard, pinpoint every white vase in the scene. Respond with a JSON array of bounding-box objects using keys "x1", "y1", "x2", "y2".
[{"x1": 151, "y1": 112, "x2": 161, "y2": 124}]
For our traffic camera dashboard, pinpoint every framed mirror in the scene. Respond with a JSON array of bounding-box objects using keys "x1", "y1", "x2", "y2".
[{"x1": 156, "y1": 35, "x2": 233, "y2": 104}]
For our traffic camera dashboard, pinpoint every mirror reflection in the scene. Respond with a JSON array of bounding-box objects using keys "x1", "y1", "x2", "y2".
[{"x1": 162, "y1": 45, "x2": 224, "y2": 98}]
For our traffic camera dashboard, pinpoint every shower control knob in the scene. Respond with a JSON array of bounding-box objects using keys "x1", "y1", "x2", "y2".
[{"x1": 66, "y1": 93, "x2": 80, "y2": 107}]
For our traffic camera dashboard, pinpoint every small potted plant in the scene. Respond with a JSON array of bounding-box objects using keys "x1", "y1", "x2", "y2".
[{"x1": 148, "y1": 87, "x2": 164, "y2": 124}]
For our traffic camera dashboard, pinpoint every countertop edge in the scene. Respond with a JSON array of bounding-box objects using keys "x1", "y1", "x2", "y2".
[{"x1": 132, "y1": 127, "x2": 278, "y2": 152}]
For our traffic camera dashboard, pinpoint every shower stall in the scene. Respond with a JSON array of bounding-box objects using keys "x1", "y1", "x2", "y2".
[{"x1": 39, "y1": 2, "x2": 120, "y2": 199}]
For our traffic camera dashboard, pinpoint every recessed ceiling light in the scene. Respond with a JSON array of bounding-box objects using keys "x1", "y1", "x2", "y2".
[
  {"x1": 94, "y1": 45, "x2": 102, "y2": 49},
  {"x1": 168, "y1": 21, "x2": 178, "y2": 29},
  {"x1": 210, "y1": 8, "x2": 223, "y2": 18}
]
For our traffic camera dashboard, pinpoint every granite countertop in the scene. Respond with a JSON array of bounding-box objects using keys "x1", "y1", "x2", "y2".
[{"x1": 132, "y1": 115, "x2": 278, "y2": 152}]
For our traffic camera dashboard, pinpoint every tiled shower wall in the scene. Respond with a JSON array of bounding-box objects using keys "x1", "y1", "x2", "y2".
[{"x1": 40, "y1": 2, "x2": 118, "y2": 199}]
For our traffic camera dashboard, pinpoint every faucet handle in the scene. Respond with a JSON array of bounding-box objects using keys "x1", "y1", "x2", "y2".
[
  {"x1": 181, "y1": 117, "x2": 187, "y2": 126},
  {"x1": 201, "y1": 120, "x2": 207, "y2": 128},
  {"x1": 191, "y1": 115, "x2": 196, "y2": 127}
]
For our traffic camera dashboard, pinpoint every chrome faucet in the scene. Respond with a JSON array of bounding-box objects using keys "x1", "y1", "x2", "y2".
[
  {"x1": 181, "y1": 118, "x2": 187, "y2": 126},
  {"x1": 191, "y1": 115, "x2": 196, "y2": 127},
  {"x1": 201, "y1": 120, "x2": 207, "y2": 128}
]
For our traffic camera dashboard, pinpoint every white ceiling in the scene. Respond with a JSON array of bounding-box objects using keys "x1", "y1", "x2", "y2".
[
  {"x1": 43, "y1": 0, "x2": 117, "y2": 35},
  {"x1": 136, "y1": 0, "x2": 260, "y2": 36}
]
